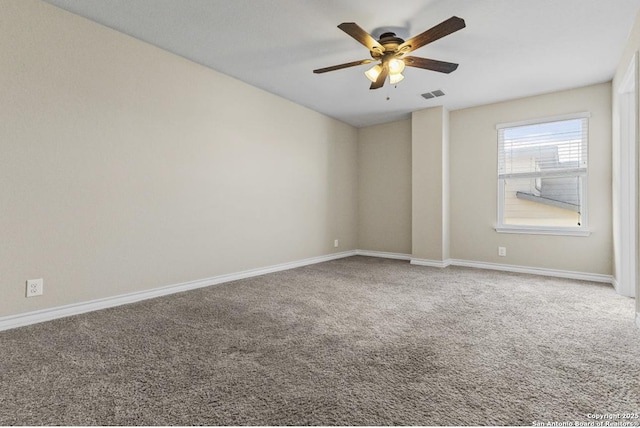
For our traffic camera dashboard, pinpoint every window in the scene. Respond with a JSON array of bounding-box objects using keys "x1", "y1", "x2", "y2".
[{"x1": 496, "y1": 113, "x2": 590, "y2": 236}]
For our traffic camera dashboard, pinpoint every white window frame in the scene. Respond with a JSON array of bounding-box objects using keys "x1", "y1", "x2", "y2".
[{"x1": 495, "y1": 112, "x2": 591, "y2": 237}]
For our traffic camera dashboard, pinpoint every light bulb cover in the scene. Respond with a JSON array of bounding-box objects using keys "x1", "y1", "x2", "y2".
[
  {"x1": 388, "y1": 59, "x2": 406, "y2": 74},
  {"x1": 389, "y1": 73, "x2": 405, "y2": 84},
  {"x1": 365, "y1": 65, "x2": 382, "y2": 82}
]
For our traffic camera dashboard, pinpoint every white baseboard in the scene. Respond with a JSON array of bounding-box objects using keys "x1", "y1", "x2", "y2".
[
  {"x1": 610, "y1": 276, "x2": 636, "y2": 297},
  {"x1": 355, "y1": 250, "x2": 411, "y2": 261},
  {"x1": 0, "y1": 249, "x2": 617, "y2": 332},
  {"x1": 357, "y1": 252, "x2": 608, "y2": 284},
  {"x1": 0, "y1": 250, "x2": 357, "y2": 332},
  {"x1": 410, "y1": 258, "x2": 451, "y2": 268},
  {"x1": 449, "y1": 259, "x2": 614, "y2": 284}
]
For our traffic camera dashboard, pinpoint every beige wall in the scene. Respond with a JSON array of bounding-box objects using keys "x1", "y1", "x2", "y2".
[
  {"x1": 442, "y1": 109, "x2": 451, "y2": 261},
  {"x1": 412, "y1": 107, "x2": 449, "y2": 261},
  {"x1": 0, "y1": 0, "x2": 358, "y2": 317},
  {"x1": 358, "y1": 85, "x2": 612, "y2": 276},
  {"x1": 357, "y1": 120, "x2": 412, "y2": 254},
  {"x1": 450, "y1": 83, "x2": 613, "y2": 274}
]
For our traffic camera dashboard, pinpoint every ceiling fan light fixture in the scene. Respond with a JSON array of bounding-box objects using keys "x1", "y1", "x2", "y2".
[
  {"x1": 388, "y1": 58, "x2": 405, "y2": 74},
  {"x1": 389, "y1": 73, "x2": 404, "y2": 84},
  {"x1": 365, "y1": 64, "x2": 382, "y2": 83}
]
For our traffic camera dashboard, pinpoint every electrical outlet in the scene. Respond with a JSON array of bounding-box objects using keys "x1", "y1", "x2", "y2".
[
  {"x1": 334, "y1": 239, "x2": 339, "y2": 248},
  {"x1": 26, "y1": 279, "x2": 43, "y2": 297},
  {"x1": 498, "y1": 247, "x2": 507, "y2": 257}
]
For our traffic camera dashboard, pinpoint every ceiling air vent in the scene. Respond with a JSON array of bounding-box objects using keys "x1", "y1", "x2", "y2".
[{"x1": 421, "y1": 90, "x2": 445, "y2": 100}]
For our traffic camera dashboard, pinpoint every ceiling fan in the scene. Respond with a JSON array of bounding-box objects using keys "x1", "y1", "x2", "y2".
[{"x1": 313, "y1": 17, "x2": 466, "y2": 90}]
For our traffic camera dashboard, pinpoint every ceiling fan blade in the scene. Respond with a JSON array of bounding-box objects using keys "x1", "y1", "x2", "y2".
[
  {"x1": 338, "y1": 22, "x2": 384, "y2": 53},
  {"x1": 404, "y1": 56, "x2": 459, "y2": 73},
  {"x1": 313, "y1": 59, "x2": 374, "y2": 74},
  {"x1": 399, "y1": 16, "x2": 465, "y2": 53},
  {"x1": 370, "y1": 63, "x2": 388, "y2": 90}
]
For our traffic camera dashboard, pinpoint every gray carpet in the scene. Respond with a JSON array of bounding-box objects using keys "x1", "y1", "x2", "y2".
[{"x1": 1, "y1": 256, "x2": 638, "y2": 426}]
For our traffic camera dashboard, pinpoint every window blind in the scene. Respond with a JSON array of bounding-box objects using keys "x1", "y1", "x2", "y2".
[{"x1": 498, "y1": 117, "x2": 588, "y2": 180}]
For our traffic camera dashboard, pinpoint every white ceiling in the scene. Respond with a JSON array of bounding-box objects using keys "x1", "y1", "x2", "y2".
[{"x1": 43, "y1": 0, "x2": 640, "y2": 127}]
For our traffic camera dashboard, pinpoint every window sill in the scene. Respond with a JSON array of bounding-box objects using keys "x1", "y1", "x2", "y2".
[{"x1": 495, "y1": 226, "x2": 591, "y2": 237}]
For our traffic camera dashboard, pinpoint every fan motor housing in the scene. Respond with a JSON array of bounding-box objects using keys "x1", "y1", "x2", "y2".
[{"x1": 377, "y1": 32, "x2": 404, "y2": 55}]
